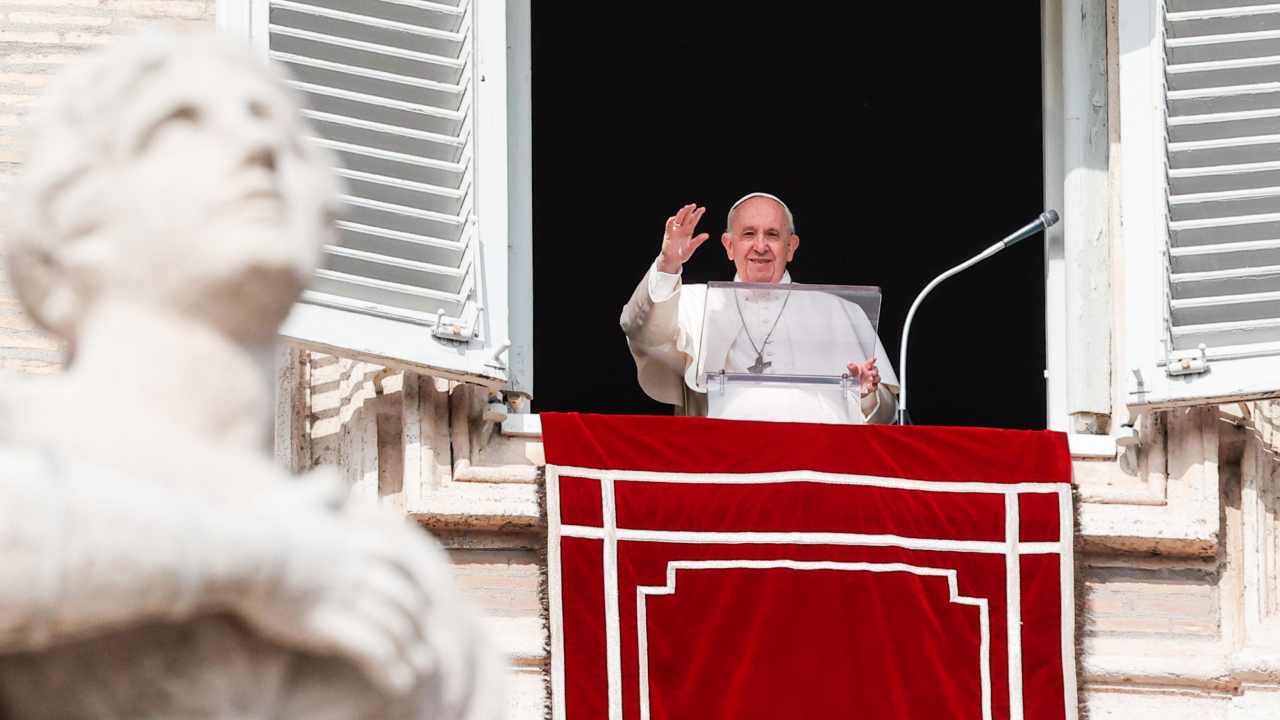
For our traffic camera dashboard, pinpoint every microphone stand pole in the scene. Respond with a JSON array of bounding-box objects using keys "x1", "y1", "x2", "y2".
[{"x1": 896, "y1": 210, "x2": 1060, "y2": 425}]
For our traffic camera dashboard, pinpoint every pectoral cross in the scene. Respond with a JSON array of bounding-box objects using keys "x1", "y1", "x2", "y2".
[{"x1": 748, "y1": 353, "x2": 771, "y2": 374}]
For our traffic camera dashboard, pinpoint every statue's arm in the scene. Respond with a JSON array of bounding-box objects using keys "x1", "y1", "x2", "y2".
[{"x1": 0, "y1": 449, "x2": 501, "y2": 709}]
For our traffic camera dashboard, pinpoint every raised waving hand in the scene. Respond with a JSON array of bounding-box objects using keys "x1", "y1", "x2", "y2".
[{"x1": 657, "y1": 203, "x2": 710, "y2": 274}]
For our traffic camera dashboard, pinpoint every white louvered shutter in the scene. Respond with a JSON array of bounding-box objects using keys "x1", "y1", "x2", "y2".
[
  {"x1": 219, "y1": 0, "x2": 532, "y2": 391},
  {"x1": 1123, "y1": 0, "x2": 1280, "y2": 406}
]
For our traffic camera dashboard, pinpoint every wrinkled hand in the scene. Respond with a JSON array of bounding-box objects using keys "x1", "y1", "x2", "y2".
[
  {"x1": 847, "y1": 358, "x2": 881, "y2": 398},
  {"x1": 656, "y1": 203, "x2": 710, "y2": 274},
  {"x1": 231, "y1": 471, "x2": 476, "y2": 697}
]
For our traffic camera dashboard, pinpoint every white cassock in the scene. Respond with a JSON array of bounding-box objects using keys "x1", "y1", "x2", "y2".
[{"x1": 620, "y1": 261, "x2": 900, "y2": 424}]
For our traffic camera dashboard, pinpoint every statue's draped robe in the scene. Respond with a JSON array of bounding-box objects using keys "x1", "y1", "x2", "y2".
[{"x1": 0, "y1": 445, "x2": 447, "y2": 720}]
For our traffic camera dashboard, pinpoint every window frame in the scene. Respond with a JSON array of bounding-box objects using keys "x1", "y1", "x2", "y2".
[{"x1": 1044, "y1": 0, "x2": 1121, "y2": 440}]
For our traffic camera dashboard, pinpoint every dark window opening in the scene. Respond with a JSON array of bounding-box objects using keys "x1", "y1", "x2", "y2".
[{"x1": 531, "y1": 3, "x2": 1046, "y2": 428}]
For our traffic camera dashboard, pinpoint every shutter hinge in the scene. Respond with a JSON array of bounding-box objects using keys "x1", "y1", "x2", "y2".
[{"x1": 1165, "y1": 343, "x2": 1209, "y2": 377}]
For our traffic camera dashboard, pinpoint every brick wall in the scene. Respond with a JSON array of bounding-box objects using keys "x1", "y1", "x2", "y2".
[{"x1": 0, "y1": 0, "x2": 216, "y2": 373}]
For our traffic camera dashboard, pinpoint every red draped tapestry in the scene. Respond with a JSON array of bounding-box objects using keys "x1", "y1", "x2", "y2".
[{"x1": 543, "y1": 413, "x2": 1077, "y2": 720}]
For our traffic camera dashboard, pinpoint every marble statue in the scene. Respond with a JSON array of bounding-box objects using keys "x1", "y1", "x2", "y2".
[{"x1": 0, "y1": 31, "x2": 502, "y2": 719}]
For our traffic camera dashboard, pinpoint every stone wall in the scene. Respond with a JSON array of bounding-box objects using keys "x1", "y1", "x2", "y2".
[
  {"x1": 0, "y1": 0, "x2": 217, "y2": 374},
  {"x1": 1076, "y1": 402, "x2": 1280, "y2": 717}
]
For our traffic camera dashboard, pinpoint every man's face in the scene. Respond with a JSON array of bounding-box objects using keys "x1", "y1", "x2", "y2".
[{"x1": 721, "y1": 197, "x2": 799, "y2": 283}]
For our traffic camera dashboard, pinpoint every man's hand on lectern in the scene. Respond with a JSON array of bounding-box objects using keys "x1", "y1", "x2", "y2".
[
  {"x1": 847, "y1": 358, "x2": 881, "y2": 397},
  {"x1": 657, "y1": 203, "x2": 710, "y2": 274}
]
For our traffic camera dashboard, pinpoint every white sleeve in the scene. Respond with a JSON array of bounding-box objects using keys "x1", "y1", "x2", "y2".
[
  {"x1": 647, "y1": 259, "x2": 681, "y2": 302},
  {"x1": 860, "y1": 383, "x2": 897, "y2": 424}
]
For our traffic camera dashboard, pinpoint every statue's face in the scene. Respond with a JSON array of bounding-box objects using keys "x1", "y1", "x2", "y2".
[
  {"x1": 97, "y1": 53, "x2": 335, "y2": 341},
  {"x1": 722, "y1": 197, "x2": 799, "y2": 284}
]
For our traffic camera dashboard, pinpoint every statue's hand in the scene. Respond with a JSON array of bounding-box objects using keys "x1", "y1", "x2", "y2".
[{"x1": 230, "y1": 471, "x2": 481, "y2": 697}]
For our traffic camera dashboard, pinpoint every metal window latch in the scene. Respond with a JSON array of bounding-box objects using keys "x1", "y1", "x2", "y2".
[
  {"x1": 1165, "y1": 343, "x2": 1209, "y2": 377},
  {"x1": 432, "y1": 304, "x2": 481, "y2": 342}
]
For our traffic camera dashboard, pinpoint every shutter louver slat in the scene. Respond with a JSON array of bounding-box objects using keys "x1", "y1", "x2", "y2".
[
  {"x1": 290, "y1": 81, "x2": 465, "y2": 124},
  {"x1": 1164, "y1": 2, "x2": 1280, "y2": 355},
  {"x1": 269, "y1": 0, "x2": 479, "y2": 332},
  {"x1": 1169, "y1": 237, "x2": 1280, "y2": 272},
  {"x1": 324, "y1": 244, "x2": 469, "y2": 286},
  {"x1": 335, "y1": 220, "x2": 467, "y2": 267},
  {"x1": 1170, "y1": 317, "x2": 1280, "y2": 347},
  {"x1": 272, "y1": 51, "x2": 466, "y2": 93},
  {"x1": 334, "y1": 165, "x2": 466, "y2": 199},
  {"x1": 281, "y1": 0, "x2": 467, "y2": 31},
  {"x1": 269, "y1": 25, "x2": 465, "y2": 78},
  {"x1": 273, "y1": 0, "x2": 465, "y2": 40},
  {"x1": 310, "y1": 268, "x2": 466, "y2": 308},
  {"x1": 301, "y1": 109, "x2": 466, "y2": 145}
]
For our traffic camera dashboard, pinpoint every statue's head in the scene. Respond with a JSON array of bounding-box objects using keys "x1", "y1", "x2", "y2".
[{"x1": 6, "y1": 31, "x2": 340, "y2": 345}]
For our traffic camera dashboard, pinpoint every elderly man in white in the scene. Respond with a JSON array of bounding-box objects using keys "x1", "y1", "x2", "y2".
[{"x1": 620, "y1": 193, "x2": 899, "y2": 424}]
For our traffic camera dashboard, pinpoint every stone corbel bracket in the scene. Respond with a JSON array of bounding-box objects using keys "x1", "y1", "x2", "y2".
[
  {"x1": 1075, "y1": 407, "x2": 1220, "y2": 556},
  {"x1": 282, "y1": 354, "x2": 544, "y2": 528}
]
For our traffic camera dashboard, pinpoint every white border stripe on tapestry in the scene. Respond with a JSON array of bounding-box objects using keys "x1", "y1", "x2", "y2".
[
  {"x1": 1059, "y1": 486, "x2": 1080, "y2": 718},
  {"x1": 546, "y1": 465, "x2": 568, "y2": 720},
  {"x1": 1005, "y1": 493, "x2": 1024, "y2": 720},
  {"x1": 560, "y1": 525, "x2": 1061, "y2": 555},
  {"x1": 547, "y1": 464, "x2": 1066, "y2": 494},
  {"x1": 634, "y1": 560, "x2": 993, "y2": 720},
  {"x1": 635, "y1": 578, "x2": 653, "y2": 720},
  {"x1": 602, "y1": 478, "x2": 622, "y2": 720}
]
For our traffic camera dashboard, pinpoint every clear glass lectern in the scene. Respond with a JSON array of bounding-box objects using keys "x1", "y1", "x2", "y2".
[{"x1": 696, "y1": 282, "x2": 884, "y2": 425}]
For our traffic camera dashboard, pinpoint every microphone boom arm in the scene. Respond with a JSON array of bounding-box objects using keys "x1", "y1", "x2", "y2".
[{"x1": 895, "y1": 210, "x2": 1059, "y2": 425}]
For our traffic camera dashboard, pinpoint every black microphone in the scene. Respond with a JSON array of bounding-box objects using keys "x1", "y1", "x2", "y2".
[{"x1": 1000, "y1": 209, "x2": 1060, "y2": 250}]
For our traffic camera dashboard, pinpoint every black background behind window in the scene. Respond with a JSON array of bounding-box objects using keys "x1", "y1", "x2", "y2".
[{"x1": 530, "y1": 2, "x2": 1046, "y2": 428}]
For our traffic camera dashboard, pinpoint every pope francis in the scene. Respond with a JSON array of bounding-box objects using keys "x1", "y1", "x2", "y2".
[{"x1": 619, "y1": 192, "x2": 900, "y2": 424}]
